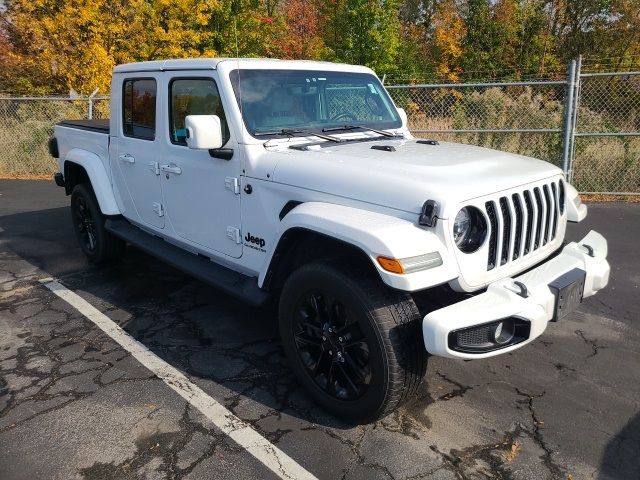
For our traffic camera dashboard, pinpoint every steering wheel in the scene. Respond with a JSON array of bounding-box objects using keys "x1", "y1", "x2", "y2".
[{"x1": 330, "y1": 112, "x2": 358, "y2": 122}]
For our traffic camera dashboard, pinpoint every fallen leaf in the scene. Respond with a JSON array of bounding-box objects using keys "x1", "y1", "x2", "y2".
[{"x1": 503, "y1": 441, "x2": 521, "y2": 462}]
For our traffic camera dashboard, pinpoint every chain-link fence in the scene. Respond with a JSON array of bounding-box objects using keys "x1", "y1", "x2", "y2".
[
  {"x1": 0, "y1": 61, "x2": 638, "y2": 194},
  {"x1": 572, "y1": 70, "x2": 640, "y2": 194},
  {"x1": 387, "y1": 80, "x2": 567, "y2": 168},
  {"x1": 0, "y1": 96, "x2": 109, "y2": 177},
  {"x1": 386, "y1": 60, "x2": 640, "y2": 195}
]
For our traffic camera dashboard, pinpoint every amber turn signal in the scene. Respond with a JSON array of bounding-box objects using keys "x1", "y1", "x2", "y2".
[{"x1": 377, "y1": 256, "x2": 405, "y2": 274}]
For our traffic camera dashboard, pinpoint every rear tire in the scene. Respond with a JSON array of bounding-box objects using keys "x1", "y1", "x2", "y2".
[
  {"x1": 279, "y1": 262, "x2": 427, "y2": 422},
  {"x1": 70, "y1": 183, "x2": 125, "y2": 263}
]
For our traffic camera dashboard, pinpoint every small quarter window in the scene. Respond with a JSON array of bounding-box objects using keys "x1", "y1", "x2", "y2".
[
  {"x1": 123, "y1": 78, "x2": 156, "y2": 140},
  {"x1": 170, "y1": 78, "x2": 230, "y2": 146}
]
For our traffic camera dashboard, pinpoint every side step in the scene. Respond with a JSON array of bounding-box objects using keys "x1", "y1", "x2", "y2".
[{"x1": 105, "y1": 218, "x2": 269, "y2": 307}]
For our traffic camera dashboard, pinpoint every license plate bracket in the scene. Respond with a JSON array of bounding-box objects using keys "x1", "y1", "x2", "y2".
[{"x1": 548, "y1": 268, "x2": 586, "y2": 321}]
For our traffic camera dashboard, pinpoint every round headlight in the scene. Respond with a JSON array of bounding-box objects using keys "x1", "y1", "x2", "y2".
[{"x1": 453, "y1": 206, "x2": 487, "y2": 253}]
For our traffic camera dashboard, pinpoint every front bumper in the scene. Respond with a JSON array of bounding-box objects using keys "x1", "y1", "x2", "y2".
[{"x1": 423, "y1": 230, "x2": 610, "y2": 359}]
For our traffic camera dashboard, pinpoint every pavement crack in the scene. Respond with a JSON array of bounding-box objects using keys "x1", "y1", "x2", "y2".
[
  {"x1": 515, "y1": 388, "x2": 566, "y2": 479},
  {"x1": 435, "y1": 371, "x2": 474, "y2": 401},
  {"x1": 575, "y1": 330, "x2": 602, "y2": 358},
  {"x1": 302, "y1": 424, "x2": 394, "y2": 479},
  {"x1": 429, "y1": 430, "x2": 522, "y2": 480}
]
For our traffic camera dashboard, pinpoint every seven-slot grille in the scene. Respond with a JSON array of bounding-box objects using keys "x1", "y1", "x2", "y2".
[{"x1": 485, "y1": 179, "x2": 564, "y2": 271}]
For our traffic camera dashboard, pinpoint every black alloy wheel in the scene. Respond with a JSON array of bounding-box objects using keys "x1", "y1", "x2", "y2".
[
  {"x1": 292, "y1": 290, "x2": 371, "y2": 401},
  {"x1": 70, "y1": 183, "x2": 125, "y2": 263},
  {"x1": 73, "y1": 193, "x2": 98, "y2": 253}
]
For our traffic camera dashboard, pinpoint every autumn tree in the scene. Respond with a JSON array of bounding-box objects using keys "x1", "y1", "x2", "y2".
[
  {"x1": 0, "y1": 0, "x2": 639, "y2": 94},
  {"x1": 1, "y1": 0, "x2": 220, "y2": 94},
  {"x1": 273, "y1": 0, "x2": 327, "y2": 59},
  {"x1": 431, "y1": 0, "x2": 465, "y2": 81}
]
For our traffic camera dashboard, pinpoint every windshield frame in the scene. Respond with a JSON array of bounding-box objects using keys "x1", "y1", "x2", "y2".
[{"x1": 229, "y1": 69, "x2": 402, "y2": 139}]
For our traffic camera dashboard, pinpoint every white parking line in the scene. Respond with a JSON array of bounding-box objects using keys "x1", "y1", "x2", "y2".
[{"x1": 42, "y1": 279, "x2": 317, "y2": 480}]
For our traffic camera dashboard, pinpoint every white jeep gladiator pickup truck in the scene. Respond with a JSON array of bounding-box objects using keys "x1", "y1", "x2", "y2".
[{"x1": 49, "y1": 58, "x2": 610, "y2": 421}]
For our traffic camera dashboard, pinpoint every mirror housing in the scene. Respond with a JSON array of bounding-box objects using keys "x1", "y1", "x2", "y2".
[
  {"x1": 185, "y1": 115, "x2": 223, "y2": 150},
  {"x1": 396, "y1": 108, "x2": 408, "y2": 129}
]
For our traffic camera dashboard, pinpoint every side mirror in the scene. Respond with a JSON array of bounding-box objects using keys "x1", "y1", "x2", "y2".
[
  {"x1": 185, "y1": 115, "x2": 223, "y2": 150},
  {"x1": 396, "y1": 108, "x2": 408, "y2": 129}
]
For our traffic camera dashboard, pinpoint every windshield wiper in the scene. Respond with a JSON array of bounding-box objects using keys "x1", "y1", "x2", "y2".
[
  {"x1": 254, "y1": 128, "x2": 341, "y2": 142},
  {"x1": 254, "y1": 128, "x2": 303, "y2": 137},
  {"x1": 322, "y1": 124, "x2": 400, "y2": 137}
]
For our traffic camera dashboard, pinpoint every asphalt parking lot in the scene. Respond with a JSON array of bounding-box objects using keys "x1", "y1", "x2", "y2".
[{"x1": 0, "y1": 179, "x2": 639, "y2": 480}]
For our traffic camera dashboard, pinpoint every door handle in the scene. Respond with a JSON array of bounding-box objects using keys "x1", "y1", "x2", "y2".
[
  {"x1": 118, "y1": 154, "x2": 135, "y2": 164},
  {"x1": 160, "y1": 163, "x2": 182, "y2": 175}
]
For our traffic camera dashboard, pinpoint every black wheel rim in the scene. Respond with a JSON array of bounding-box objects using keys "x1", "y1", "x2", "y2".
[
  {"x1": 292, "y1": 291, "x2": 371, "y2": 401},
  {"x1": 73, "y1": 196, "x2": 97, "y2": 252}
]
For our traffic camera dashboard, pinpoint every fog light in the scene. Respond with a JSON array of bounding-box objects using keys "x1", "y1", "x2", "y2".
[
  {"x1": 493, "y1": 321, "x2": 515, "y2": 345},
  {"x1": 448, "y1": 317, "x2": 531, "y2": 353}
]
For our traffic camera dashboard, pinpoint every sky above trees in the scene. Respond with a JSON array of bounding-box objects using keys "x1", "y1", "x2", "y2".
[{"x1": 1, "y1": 0, "x2": 638, "y2": 94}]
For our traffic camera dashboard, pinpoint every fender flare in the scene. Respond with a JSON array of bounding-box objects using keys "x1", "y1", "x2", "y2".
[
  {"x1": 565, "y1": 182, "x2": 587, "y2": 222},
  {"x1": 259, "y1": 202, "x2": 457, "y2": 291},
  {"x1": 64, "y1": 149, "x2": 120, "y2": 215}
]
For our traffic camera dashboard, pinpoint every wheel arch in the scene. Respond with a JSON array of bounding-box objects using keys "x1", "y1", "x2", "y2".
[
  {"x1": 262, "y1": 227, "x2": 380, "y2": 293},
  {"x1": 63, "y1": 149, "x2": 120, "y2": 215},
  {"x1": 259, "y1": 201, "x2": 457, "y2": 293}
]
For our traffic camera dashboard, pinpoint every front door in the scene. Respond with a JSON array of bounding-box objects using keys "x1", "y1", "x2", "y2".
[
  {"x1": 160, "y1": 74, "x2": 242, "y2": 258},
  {"x1": 111, "y1": 76, "x2": 164, "y2": 229}
]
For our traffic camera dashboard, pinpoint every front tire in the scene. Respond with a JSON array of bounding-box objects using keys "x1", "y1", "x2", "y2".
[
  {"x1": 70, "y1": 183, "x2": 124, "y2": 263},
  {"x1": 279, "y1": 263, "x2": 427, "y2": 422}
]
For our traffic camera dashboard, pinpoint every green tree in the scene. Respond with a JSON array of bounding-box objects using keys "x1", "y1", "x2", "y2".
[
  {"x1": 208, "y1": 0, "x2": 284, "y2": 58},
  {"x1": 322, "y1": 0, "x2": 402, "y2": 74},
  {"x1": 460, "y1": 0, "x2": 505, "y2": 76}
]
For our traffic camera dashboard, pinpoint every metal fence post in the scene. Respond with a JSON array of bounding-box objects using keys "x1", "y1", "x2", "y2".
[
  {"x1": 561, "y1": 60, "x2": 577, "y2": 176},
  {"x1": 88, "y1": 88, "x2": 99, "y2": 119},
  {"x1": 567, "y1": 55, "x2": 582, "y2": 183}
]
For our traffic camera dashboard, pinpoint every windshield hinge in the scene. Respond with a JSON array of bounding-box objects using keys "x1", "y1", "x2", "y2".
[{"x1": 419, "y1": 200, "x2": 439, "y2": 227}]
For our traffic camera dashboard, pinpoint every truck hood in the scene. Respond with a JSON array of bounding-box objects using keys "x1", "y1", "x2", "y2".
[{"x1": 270, "y1": 137, "x2": 563, "y2": 219}]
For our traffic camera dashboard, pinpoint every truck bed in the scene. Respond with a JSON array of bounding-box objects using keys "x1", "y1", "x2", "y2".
[
  {"x1": 58, "y1": 119, "x2": 110, "y2": 134},
  {"x1": 54, "y1": 120, "x2": 111, "y2": 181}
]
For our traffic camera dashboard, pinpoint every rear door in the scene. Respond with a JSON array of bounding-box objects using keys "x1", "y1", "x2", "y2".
[
  {"x1": 159, "y1": 73, "x2": 242, "y2": 258},
  {"x1": 111, "y1": 75, "x2": 165, "y2": 229}
]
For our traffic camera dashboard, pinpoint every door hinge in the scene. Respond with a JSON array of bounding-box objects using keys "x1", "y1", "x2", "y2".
[
  {"x1": 226, "y1": 226, "x2": 241, "y2": 244},
  {"x1": 224, "y1": 177, "x2": 241, "y2": 195},
  {"x1": 153, "y1": 202, "x2": 164, "y2": 217},
  {"x1": 148, "y1": 161, "x2": 160, "y2": 175}
]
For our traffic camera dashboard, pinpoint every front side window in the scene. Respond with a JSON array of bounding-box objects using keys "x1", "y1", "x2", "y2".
[
  {"x1": 123, "y1": 78, "x2": 156, "y2": 140},
  {"x1": 170, "y1": 78, "x2": 230, "y2": 146},
  {"x1": 230, "y1": 69, "x2": 401, "y2": 136}
]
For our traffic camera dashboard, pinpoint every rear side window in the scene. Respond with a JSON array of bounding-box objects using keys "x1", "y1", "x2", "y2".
[
  {"x1": 169, "y1": 78, "x2": 230, "y2": 146},
  {"x1": 123, "y1": 78, "x2": 157, "y2": 140}
]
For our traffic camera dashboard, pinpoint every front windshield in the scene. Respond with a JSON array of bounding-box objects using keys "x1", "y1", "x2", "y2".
[{"x1": 230, "y1": 69, "x2": 401, "y2": 137}]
